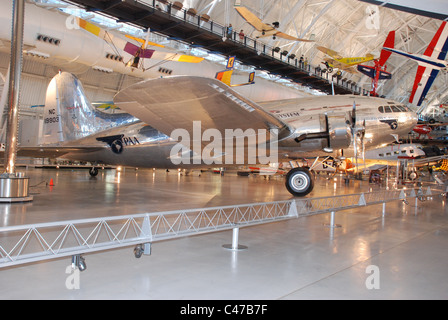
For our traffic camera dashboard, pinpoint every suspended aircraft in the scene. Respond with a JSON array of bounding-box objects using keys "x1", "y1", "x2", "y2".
[
  {"x1": 0, "y1": 1, "x2": 305, "y2": 103},
  {"x1": 357, "y1": 30, "x2": 395, "y2": 96},
  {"x1": 74, "y1": 17, "x2": 204, "y2": 71},
  {"x1": 363, "y1": 143, "x2": 425, "y2": 162},
  {"x1": 413, "y1": 124, "x2": 434, "y2": 139},
  {"x1": 235, "y1": 6, "x2": 314, "y2": 42},
  {"x1": 382, "y1": 21, "x2": 448, "y2": 107},
  {"x1": 14, "y1": 71, "x2": 417, "y2": 197},
  {"x1": 317, "y1": 46, "x2": 375, "y2": 73}
]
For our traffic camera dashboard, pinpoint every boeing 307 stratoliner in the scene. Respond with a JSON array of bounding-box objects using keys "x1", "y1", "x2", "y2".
[{"x1": 17, "y1": 72, "x2": 418, "y2": 197}]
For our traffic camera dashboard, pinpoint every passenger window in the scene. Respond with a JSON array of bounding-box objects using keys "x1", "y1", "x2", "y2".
[
  {"x1": 379, "y1": 153, "x2": 384, "y2": 157},
  {"x1": 386, "y1": 152, "x2": 391, "y2": 156},
  {"x1": 378, "y1": 106, "x2": 384, "y2": 113},
  {"x1": 384, "y1": 106, "x2": 392, "y2": 113}
]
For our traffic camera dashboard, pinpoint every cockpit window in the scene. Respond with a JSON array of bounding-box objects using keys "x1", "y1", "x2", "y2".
[
  {"x1": 391, "y1": 105, "x2": 401, "y2": 112},
  {"x1": 379, "y1": 105, "x2": 410, "y2": 113}
]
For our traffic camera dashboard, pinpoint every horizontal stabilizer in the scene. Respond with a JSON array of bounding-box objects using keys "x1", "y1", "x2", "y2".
[{"x1": 357, "y1": 65, "x2": 392, "y2": 80}]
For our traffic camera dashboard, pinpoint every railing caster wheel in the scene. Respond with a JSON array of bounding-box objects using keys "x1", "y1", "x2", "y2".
[{"x1": 134, "y1": 244, "x2": 144, "y2": 258}]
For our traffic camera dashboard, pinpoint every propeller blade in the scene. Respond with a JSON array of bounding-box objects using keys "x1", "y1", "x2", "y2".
[{"x1": 351, "y1": 101, "x2": 356, "y2": 128}]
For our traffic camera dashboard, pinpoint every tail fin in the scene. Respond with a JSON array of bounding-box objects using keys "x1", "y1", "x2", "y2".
[
  {"x1": 42, "y1": 72, "x2": 98, "y2": 145},
  {"x1": 379, "y1": 31, "x2": 395, "y2": 66},
  {"x1": 215, "y1": 56, "x2": 235, "y2": 86},
  {"x1": 215, "y1": 56, "x2": 255, "y2": 87}
]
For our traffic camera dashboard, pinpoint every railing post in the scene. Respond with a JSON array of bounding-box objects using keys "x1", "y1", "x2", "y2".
[
  {"x1": 223, "y1": 227, "x2": 247, "y2": 251},
  {"x1": 325, "y1": 211, "x2": 341, "y2": 228}
]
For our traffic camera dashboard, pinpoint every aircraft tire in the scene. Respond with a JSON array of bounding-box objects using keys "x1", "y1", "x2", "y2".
[
  {"x1": 89, "y1": 167, "x2": 99, "y2": 177},
  {"x1": 285, "y1": 167, "x2": 314, "y2": 197}
]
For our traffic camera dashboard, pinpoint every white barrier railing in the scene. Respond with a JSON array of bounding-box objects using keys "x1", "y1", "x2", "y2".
[{"x1": 0, "y1": 186, "x2": 445, "y2": 269}]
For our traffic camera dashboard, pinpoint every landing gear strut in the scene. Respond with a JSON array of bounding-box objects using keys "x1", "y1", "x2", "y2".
[{"x1": 285, "y1": 167, "x2": 314, "y2": 197}]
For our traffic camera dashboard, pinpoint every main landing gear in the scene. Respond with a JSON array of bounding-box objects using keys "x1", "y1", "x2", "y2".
[
  {"x1": 89, "y1": 167, "x2": 99, "y2": 177},
  {"x1": 285, "y1": 167, "x2": 314, "y2": 197}
]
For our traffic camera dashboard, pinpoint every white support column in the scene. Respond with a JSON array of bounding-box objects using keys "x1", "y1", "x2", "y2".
[
  {"x1": 325, "y1": 211, "x2": 341, "y2": 228},
  {"x1": 223, "y1": 227, "x2": 247, "y2": 251}
]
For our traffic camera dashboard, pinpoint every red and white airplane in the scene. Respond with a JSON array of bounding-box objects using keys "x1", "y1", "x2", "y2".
[
  {"x1": 413, "y1": 124, "x2": 433, "y2": 139},
  {"x1": 383, "y1": 21, "x2": 448, "y2": 107}
]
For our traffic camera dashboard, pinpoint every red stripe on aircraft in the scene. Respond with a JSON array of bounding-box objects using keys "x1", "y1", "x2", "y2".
[
  {"x1": 424, "y1": 21, "x2": 446, "y2": 58},
  {"x1": 409, "y1": 65, "x2": 425, "y2": 104}
]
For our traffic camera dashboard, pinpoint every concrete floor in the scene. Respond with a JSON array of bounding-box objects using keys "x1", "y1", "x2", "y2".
[{"x1": 0, "y1": 167, "x2": 447, "y2": 300}]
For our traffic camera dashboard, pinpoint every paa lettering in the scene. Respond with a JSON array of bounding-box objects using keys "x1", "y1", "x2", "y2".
[{"x1": 122, "y1": 136, "x2": 140, "y2": 146}]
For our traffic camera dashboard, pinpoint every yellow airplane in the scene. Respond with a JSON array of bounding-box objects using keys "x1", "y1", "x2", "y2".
[
  {"x1": 317, "y1": 46, "x2": 375, "y2": 73},
  {"x1": 75, "y1": 18, "x2": 203, "y2": 71},
  {"x1": 235, "y1": 6, "x2": 314, "y2": 42}
]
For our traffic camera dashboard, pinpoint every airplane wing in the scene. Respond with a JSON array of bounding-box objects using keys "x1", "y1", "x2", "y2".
[
  {"x1": 125, "y1": 35, "x2": 165, "y2": 48},
  {"x1": 123, "y1": 42, "x2": 203, "y2": 63},
  {"x1": 409, "y1": 65, "x2": 440, "y2": 106},
  {"x1": 235, "y1": 6, "x2": 273, "y2": 32},
  {"x1": 410, "y1": 21, "x2": 448, "y2": 106},
  {"x1": 317, "y1": 46, "x2": 343, "y2": 60},
  {"x1": 384, "y1": 22, "x2": 447, "y2": 106},
  {"x1": 76, "y1": 17, "x2": 203, "y2": 64},
  {"x1": 113, "y1": 76, "x2": 292, "y2": 150},
  {"x1": 424, "y1": 21, "x2": 448, "y2": 61},
  {"x1": 324, "y1": 58, "x2": 356, "y2": 73},
  {"x1": 235, "y1": 7, "x2": 313, "y2": 42},
  {"x1": 273, "y1": 31, "x2": 315, "y2": 42}
]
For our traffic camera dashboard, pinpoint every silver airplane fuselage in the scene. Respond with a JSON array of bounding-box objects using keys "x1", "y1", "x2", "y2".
[{"x1": 59, "y1": 96, "x2": 417, "y2": 168}]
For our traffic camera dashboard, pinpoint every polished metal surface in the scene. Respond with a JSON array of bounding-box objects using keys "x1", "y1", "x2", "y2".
[
  {"x1": 0, "y1": 167, "x2": 447, "y2": 299},
  {"x1": 0, "y1": 175, "x2": 29, "y2": 198},
  {"x1": 42, "y1": 72, "x2": 138, "y2": 145},
  {"x1": 4, "y1": 0, "x2": 25, "y2": 174}
]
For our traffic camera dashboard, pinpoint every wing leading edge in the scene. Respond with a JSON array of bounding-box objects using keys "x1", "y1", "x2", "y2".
[{"x1": 113, "y1": 76, "x2": 293, "y2": 150}]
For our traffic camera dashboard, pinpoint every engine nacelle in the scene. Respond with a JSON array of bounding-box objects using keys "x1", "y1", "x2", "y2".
[
  {"x1": 326, "y1": 113, "x2": 352, "y2": 150},
  {"x1": 280, "y1": 112, "x2": 352, "y2": 151}
]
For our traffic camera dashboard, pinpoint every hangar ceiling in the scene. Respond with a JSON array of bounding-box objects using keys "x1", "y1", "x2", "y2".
[
  {"x1": 175, "y1": 0, "x2": 448, "y2": 109},
  {"x1": 30, "y1": 0, "x2": 448, "y2": 111}
]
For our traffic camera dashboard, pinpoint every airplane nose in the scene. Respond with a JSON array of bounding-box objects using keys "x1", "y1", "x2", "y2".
[
  {"x1": 411, "y1": 112, "x2": 418, "y2": 125},
  {"x1": 408, "y1": 111, "x2": 419, "y2": 131}
]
